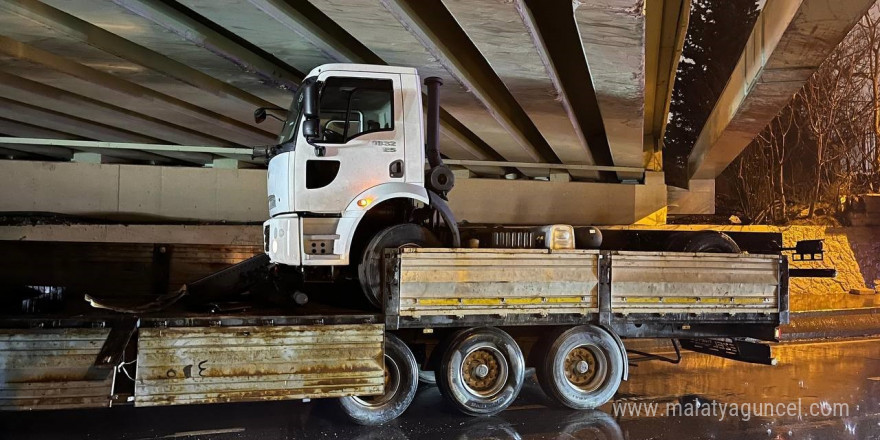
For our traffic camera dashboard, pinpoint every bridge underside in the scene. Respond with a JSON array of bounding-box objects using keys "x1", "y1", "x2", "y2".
[
  {"x1": 0, "y1": 0, "x2": 684, "y2": 175},
  {"x1": 0, "y1": 0, "x2": 873, "y2": 223}
]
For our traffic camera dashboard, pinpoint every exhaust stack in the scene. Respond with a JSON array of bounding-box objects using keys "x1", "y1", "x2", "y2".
[{"x1": 424, "y1": 77, "x2": 443, "y2": 168}]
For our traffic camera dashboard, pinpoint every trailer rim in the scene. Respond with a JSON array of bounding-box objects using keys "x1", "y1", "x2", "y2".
[
  {"x1": 538, "y1": 325, "x2": 624, "y2": 410},
  {"x1": 563, "y1": 344, "x2": 607, "y2": 393},
  {"x1": 436, "y1": 327, "x2": 524, "y2": 416},
  {"x1": 461, "y1": 346, "x2": 508, "y2": 397}
]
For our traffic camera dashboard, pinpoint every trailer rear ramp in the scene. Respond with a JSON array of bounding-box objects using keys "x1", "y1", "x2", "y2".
[{"x1": 0, "y1": 328, "x2": 115, "y2": 410}]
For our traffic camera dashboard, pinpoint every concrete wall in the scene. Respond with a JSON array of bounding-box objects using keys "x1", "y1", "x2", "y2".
[
  {"x1": 448, "y1": 171, "x2": 668, "y2": 226},
  {"x1": 0, "y1": 160, "x2": 268, "y2": 222},
  {"x1": 0, "y1": 224, "x2": 262, "y2": 245},
  {"x1": 0, "y1": 160, "x2": 668, "y2": 225}
]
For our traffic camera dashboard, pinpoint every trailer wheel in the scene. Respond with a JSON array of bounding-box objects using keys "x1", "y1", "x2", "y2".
[
  {"x1": 359, "y1": 223, "x2": 440, "y2": 308},
  {"x1": 537, "y1": 325, "x2": 624, "y2": 410},
  {"x1": 338, "y1": 333, "x2": 418, "y2": 425},
  {"x1": 436, "y1": 327, "x2": 524, "y2": 416}
]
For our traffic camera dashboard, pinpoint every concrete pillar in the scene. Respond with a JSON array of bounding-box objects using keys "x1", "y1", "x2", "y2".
[{"x1": 668, "y1": 179, "x2": 715, "y2": 215}]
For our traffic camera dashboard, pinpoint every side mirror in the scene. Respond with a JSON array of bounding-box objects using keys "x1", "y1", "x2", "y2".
[
  {"x1": 302, "y1": 82, "x2": 318, "y2": 119},
  {"x1": 302, "y1": 119, "x2": 320, "y2": 139},
  {"x1": 254, "y1": 107, "x2": 267, "y2": 124}
]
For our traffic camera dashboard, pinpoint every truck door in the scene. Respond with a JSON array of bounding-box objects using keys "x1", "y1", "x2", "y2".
[{"x1": 295, "y1": 73, "x2": 405, "y2": 214}]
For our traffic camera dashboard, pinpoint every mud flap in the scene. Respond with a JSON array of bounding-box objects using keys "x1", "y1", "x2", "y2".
[{"x1": 428, "y1": 190, "x2": 460, "y2": 247}]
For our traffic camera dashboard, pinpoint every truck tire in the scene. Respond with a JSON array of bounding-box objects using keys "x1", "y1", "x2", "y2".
[
  {"x1": 359, "y1": 224, "x2": 440, "y2": 308},
  {"x1": 536, "y1": 325, "x2": 624, "y2": 410},
  {"x1": 338, "y1": 333, "x2": 418, "y2": 425},
  {"x1": 436, "y1": 327, "x2": 524, "y2": 416},
  {"x1": 666, "y1": 231, "x2": 741, "y2": 253}
]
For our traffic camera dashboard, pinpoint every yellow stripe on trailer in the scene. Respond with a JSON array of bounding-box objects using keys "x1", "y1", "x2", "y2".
[
  {"x1": 504, "y1": 297, "x2": 544, "y2": 305},
  {"x1": 621, "y1": 296, "x2": 770, "y2": 305},
  {"x1": 546, "y1": 296, "x2": 584, "y2": 304},
  {"x1": 417, "y1": 297, "x2": 594, "y2": 307},
  {"x1": 417, "y1": 298, "x2": 460, "y2": 306},
  {"x1": 621, "y1": 297, "x2": 699, "y2": 304},
  {"x1": 461, "y1": 298, "x2": 502, "y2": 306},
  {"x1": 733, "y1": 297, "x2": 769, "y2": 304},
  {"x1": 622, "y1": 297, "x2": 662, "y2": 303}
]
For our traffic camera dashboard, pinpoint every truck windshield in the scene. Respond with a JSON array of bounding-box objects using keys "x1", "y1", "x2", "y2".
[{"x1": 277, "y1": 77, "x2": 316, "y2": 144}]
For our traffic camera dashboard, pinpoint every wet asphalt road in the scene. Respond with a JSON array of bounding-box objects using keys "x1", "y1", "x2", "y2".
[{"x1": 1, "y1": 337, "x2": 878, "y2": 440}]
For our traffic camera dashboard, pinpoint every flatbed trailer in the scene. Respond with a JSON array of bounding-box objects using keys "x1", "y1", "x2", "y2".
[
  {"x1": 0, "y1": 62, "x2": 833, "y2": 424},
  {"x1": 0, "y1": 246, "x2": 792, "y2": 424}
]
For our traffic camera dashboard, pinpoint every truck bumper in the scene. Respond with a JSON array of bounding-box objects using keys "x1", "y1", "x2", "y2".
[{"x1": 264, "y1": 214, "x2": 301, "y2": 266}]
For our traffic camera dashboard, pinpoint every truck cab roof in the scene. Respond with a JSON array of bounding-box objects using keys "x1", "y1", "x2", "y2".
[{"x1": 305, "y1": 63, "x2": 419, "y2": 78}]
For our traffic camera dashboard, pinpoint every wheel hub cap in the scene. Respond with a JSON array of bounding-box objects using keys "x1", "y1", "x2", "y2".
[
  {"x1": 473, "y1": 364, "x2": 489, "y2": 378},
  {"x1": 462, "y1": 348, "x2": 505, "y2": 396},
  {"x1": 564, "y1": 346, "x2": 599, "y2": 389}
]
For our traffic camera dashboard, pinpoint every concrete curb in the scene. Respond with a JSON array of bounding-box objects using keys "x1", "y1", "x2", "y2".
[{"x1": 780, "y1": 307, "x2": 880, "y2": 341}]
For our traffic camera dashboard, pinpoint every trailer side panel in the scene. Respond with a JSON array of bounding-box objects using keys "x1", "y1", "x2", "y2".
[{"x1": 135, "y1": 324, "x2": 385, "y2": 406}]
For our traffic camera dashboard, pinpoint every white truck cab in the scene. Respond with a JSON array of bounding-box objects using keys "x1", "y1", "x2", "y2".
[{"x1": 259, "y1": 64, "x2": 457, "y2": 305}]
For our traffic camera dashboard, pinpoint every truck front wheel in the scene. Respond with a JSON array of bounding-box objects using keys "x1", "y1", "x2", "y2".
[
  {"x1": 436, "y1": 327, "x2": 525, "y2": 416},
  {"x1": 536, "y1": 325, "x2": 624, "y2": 410},
  {"x1": 338, "y1": 333, "x2": 419, "y2": 425},
  {"x1": 359, "y1": 223, "x2": 440, "y2": 308},
  {"x1": 665, "y1": 231, "x2": 741, "y2": 253}
]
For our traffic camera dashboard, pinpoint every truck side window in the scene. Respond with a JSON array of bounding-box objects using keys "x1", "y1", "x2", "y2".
[{"x1": 319, "y1": 77, "x2": 394, "y2": 143}]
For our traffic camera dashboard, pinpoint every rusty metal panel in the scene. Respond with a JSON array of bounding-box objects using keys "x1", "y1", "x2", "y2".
[
  {"x1": 394, "y1": 248, "x2": 600, "y2": 317},
  {"x1": 610, "y1": 252, "x2": 780, "y2": 314},
  {"x1": 0, "y1": 328, "x2": 114, "y2": 410},
  {"x1": 135, "y1": 324, "x2": 384, "y2": 407}
]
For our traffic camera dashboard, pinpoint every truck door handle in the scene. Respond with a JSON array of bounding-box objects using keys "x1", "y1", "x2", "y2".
[{"x1": 389, "y1": 160, "x2": 404, "y2": 178}]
